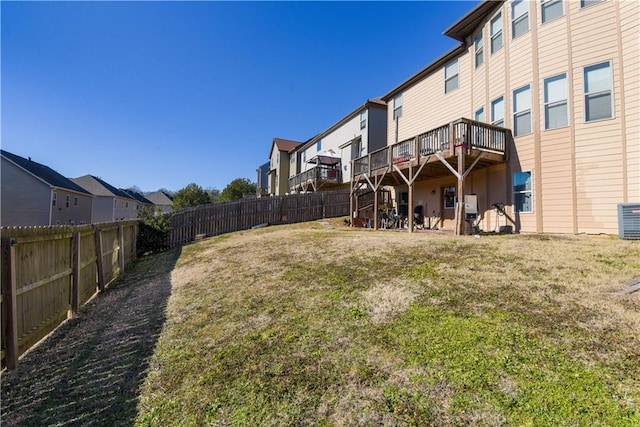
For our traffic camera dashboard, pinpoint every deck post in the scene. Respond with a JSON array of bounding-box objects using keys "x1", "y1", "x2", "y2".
[
  {"x1": 349, "y1": 174, "x2": 354, "y2": 228},
  {"x1": 455, "y1": 140, "x2": 466, "y2": 236},
  {"x1": 408, "y1": 165, "x2": 414, "y2": 233},
  {"x1": 373, "y1": 179, "x2": 379, "y2": 230}
]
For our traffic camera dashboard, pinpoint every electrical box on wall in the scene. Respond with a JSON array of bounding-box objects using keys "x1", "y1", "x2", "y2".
[{"x1": 465, "y1": 194, "x2": 478, "y2": 220}]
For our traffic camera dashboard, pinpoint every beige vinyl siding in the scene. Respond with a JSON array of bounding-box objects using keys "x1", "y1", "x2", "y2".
[
  {"x1": 50, "y1": 189, "x2": 93, "y2": 225},
  {"x1": 0, "y1": 158, "x2": 51, "y2": 226},
  {"x1": 620, "y1": 0, "x2": 640, "y2": 201}
]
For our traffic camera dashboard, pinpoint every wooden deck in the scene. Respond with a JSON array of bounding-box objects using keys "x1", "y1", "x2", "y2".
[
  {"x1": 289, "y1": 165, "x2": 343, "y2": 193},
  {"x1": 351, "y1": 118, "x2": 511, "y2": 235}
]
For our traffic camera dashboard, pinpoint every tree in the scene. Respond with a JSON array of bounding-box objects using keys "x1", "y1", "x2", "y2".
[
  {"x1": 206, "y1": 187, "x2": 221, "y2": 204},
  {"x1": 218, "y1": 178, "x2": 257, "y2": 203},
  {"x1": 171, "y1": 183, "x2": 211, "y2": 210}
]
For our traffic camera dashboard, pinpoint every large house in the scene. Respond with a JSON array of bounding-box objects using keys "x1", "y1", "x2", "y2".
[
  {"x1": 353, "y1": 0, "x2": 637, "y2": 234},
  {"x1": 146, "y1": 190, "x2": 174, "y2": 214},
  {"x1": 256, "y1": 161, "x2": 271, "y2": 197},
  {"x1": 121, "y1": 188, "x2": 155, "y2": 216},
  {"x1": 289, "y1": 99, "x2": 388, "y2": 194},
  {"x1": 72, "y1": 175, "x2": 137, "y2": 223},
  {"x1": 1, "y1": 149, "x2": 94, "y2": 226},
  {"x1": 267, "y1": 138, "x2": 304, "y2": 196}
]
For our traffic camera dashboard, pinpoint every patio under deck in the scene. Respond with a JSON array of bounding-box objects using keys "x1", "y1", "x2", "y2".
[{"x1": 351, "y1": 118, "x2": 511, "y2": 235}]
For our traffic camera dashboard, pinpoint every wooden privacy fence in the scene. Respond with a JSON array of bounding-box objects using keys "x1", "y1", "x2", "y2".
[
  {"x1": 1, "y1": 220, "x2": 138, "y2": 370},
  {"x1": 167, "y1": 190, "x2": 350, "y2": 248}
]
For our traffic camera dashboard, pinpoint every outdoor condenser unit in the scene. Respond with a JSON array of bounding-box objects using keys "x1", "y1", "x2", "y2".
[
  {"x1": 465, "y1": 194, "x2": 478, "y2": 220},
  {"x1": 618, "y1": 203, "x2": 640, "y2": 239}
]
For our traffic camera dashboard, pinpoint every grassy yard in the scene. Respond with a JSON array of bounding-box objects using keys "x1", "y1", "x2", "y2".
[{"x1": 135, "y1": 220, "x2": 639, "y2": 426}]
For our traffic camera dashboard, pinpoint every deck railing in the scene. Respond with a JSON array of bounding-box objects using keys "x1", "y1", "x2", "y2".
[
  {"x1": 352, "y1": 118, "x2": 509, "y2": 178},
  {"x1": 289, "y1": 165, "x2": 341, "y2": 190}
]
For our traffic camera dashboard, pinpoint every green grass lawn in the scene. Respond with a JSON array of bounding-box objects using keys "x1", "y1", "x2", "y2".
[{"x1": 134, "y1": 220, "x2": 640, "y2": 426}]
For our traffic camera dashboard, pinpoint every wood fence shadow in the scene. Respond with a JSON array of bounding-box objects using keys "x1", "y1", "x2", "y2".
[{"x1": 1, "y1": 247, "x2": 181, "y2": 426}]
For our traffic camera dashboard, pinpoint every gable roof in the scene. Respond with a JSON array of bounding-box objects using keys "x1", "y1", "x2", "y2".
[
  {"x1": 273, "y1": 138, "x2": 303, "y2": 153},
  {"x1": 72, "y1": 175, "x2": 136, "y2": 199},
  {"x1": 382, "y1": 0, "x2": 504, "y2": 101},
  {"x1": 121, "y1": 189, "x2": 153, "y2": 204},
  {"x1": 1, "y1": 149, "x2": 92, "y2": 195},
  {"x1": 146, "y1": 191, "x2": 173, "y2": 206}
]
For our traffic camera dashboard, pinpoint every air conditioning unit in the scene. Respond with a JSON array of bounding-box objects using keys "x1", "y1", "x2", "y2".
[{"x1": 618, "y1": 203, "x2": 640, "y2": 239}]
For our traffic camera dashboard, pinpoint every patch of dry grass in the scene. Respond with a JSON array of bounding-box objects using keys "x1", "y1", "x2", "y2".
[{"x1": 135, "y1": 222, "x2": 640, "y2": 426}]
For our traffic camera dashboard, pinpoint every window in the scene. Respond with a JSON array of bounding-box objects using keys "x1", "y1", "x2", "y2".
[
  {"x1": 490, "y1": 13, "x2": 503, "y2": 54},
  {"x1": 475, "y1": 107, "x2": 485, "y2": 122},
  {"x1": 512, "y1": 0, "x2": 529, "y2": 38},
  {"x1": 444, "y1": 60, "x2": 459, "y2": 93},
  {"x1": 302, "y1": 151, "x2": 306, "y2": 162},
  {"x1": 581, "y1": 0, "x2": 604, "y2": 8},
  {"x1": 514, "y1": 171, "x2": 532, "y2": 213},
  {"x1": 360, "y1": 111, "x2": 367, "y2": 129},
  {"x1": 513, "y1": 85, "x2": 532, "y2": 136},
  {"x1": 541, "y1": 0, "x2": 563, "y2": 23},
  {"x1": 491, "y1": 96, "x2": 505, "y2": 127},
  {"x1": 474, "y1": 32, "x2": 484, "y2": 68},
  {"x1": 316, "y1": 140, "x2": 322, "y2": 152},
  {"x1": 584, "y1": 61, "x2": 613, "y2": 122},
  {"x1": 474, "y1": 107, "x2": 486, "y2": 144},
  {"x1": 393, "y1": 94, "x2": 403, "y2": 119},
  {"x1": 351, "y1": 137, "x2": 362, "y2": 160},
  {"x1": 126, "y1": 202, "x2": 129, "y2": 208},
  {"x1": 544, "y1": 73, "x2": 568, "y2": 129},
  {"x1": 65, "y1": 195, "x2": 70, "y2": 208},
  {"x1": 114, "y1": 199, "x2": 117, "y2": 208},
  {"x1": 74, "y1": 197, "x2": 78, "y2": 207},
  {"x1": 444, "y1": 187, "x2": 456, "y2": 209}
]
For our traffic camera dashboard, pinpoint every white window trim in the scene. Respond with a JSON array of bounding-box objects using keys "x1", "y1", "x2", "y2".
[
  {"x1": 544, "y1": 72, "x2": 569, "y2": 130},
  {"x1": 580, "y1": 0, "x2": 605, "y2": 9},
  {"x1": 444, "y1": 59, "x2": 459, "y2": 94},
  {"x1": 541, "y1": 0, "x2": 564, "y2": 24},
  {"x1": 491, "y1": 96, "x2": 505, "y2": 127},
  {"x1": 393, "y1": 94, "x2": 403, "y2": 120},
  {"x1": 511, "y1": 0, "x2": 529, "y2": 39},
  {"x1": 474, "y1": 31, "x2": 484, "y2": 68},
  {"x1": 584, "y1": 60, "x2": 614, "y2": 123},
  {"x1": 513, "y1": 171, "x2": 533, "y2": 214},
  {"x1": 490, "y1": 12, "x2": 503, "y2": 54},
  {"x1": 360, "y1": 111, "x2": 367, "y2": 130},
  {"x1": 512, "y1": 84, "x2": 532, "y2": 137}
]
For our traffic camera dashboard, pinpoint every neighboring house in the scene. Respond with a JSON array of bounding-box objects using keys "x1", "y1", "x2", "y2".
[
  {"x1": 121, "y1": 189, "x2": 155, "y2": 217},
  {"x1": 72, "y1": 175, "x2": 137, "y2": 222},
  {"x1": 146, "y1": 191, "x2": 174, "y2": 214},
  {"x1": 1, "y1": 150, "x2": 94, "y2": 226},
  {"x1": 267, "y1": 138, "x2": 303, "y2": 196},
  {"x1": 256, "y1": 161, "x2": 271, "y2": 197},
  {"x1": 354, "y1": 0, "x2": 637, "y2": 234},
  {"x1": 290, "y1": 99, "x2": 388, "y2": 193}
]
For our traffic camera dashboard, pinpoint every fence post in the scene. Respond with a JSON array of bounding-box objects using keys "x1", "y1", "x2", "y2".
[
  {"x1": 132, "y1": 222, "x2": 138, "y2": 261},
  {"x1": 118, "y1": 224, "x2": 125, "y2": 274},
  {"x1": 94, "y1": 228, "x2": 105, "y2": 291},
  {"x1": 2, "y1": 237, "x2": 19, "y2": 369},
  {"x1": 71, "y1": 232, "x2": 80, "y2": 316}
]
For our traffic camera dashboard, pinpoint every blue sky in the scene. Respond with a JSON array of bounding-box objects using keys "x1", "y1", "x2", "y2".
[{"x1": 2, "y1": 1, "x2": 479, "y2": 193}]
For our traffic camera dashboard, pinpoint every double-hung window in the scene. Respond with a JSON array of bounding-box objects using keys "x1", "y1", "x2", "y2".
[
  {"x1": 514, "y1": 171, "x2": 533, "y2": 213},
  {"x1": 513, "y1": 85, "x2": 532, "y2": 136},
  {"x1": 474, "y1": 32, "x2": 484, "y2": 68},
  {"x1": 490, "y1": 13, "x2": 503, "y2": 54},
  {"x1": 393, "y1": 94, "x2": 403, "y2": 120},
  {"x1": 541, "y1": 0, "x2": 563, "y2": 23},
  {"x1": 74, "y1": 197, "x2": 79, "y2": 207},
  {"x1": 491, "y1": 96, "x2": 505, "y2": 127},
  {"x1": 316, "y1": 140, "x2": 322, "y2": 152},
  {"x1": 584, "y1": 61, "x2": 613, "y2": 122},
  {"x1": 66, "y1": 195, "x2": 70, "y2": 208},
  {"x1": 360, "y1": 111, "x2": 366, "y2": 129},
  {"x1": 444, "y1": 60, "x2": 459, "y2": 93},
  {"x1": 474, "y1": 107, "x2": 486, "y2": 145},
  {"x1": 52, "y1": 192, "x2": 57, "y2": 207},
  {"x1": 512, "y1": 0, "x2": 529, "y2": 38},
  {"x1": 581, "y1": 0, "x2": 604, "y2": 8},
  {"x1": 544, "y1": 73, "x2": 568, "y2": 129}
]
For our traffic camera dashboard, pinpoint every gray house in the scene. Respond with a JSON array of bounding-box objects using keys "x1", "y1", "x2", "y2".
[
  {"x1": 72, "y1": 175, "x2": 137, "y2": 222},
  {"x1": 121, "y1": 189, "x2": 155, "y2": 217},
  {"x1": 256, "y1": 161, "x2": 270, "y2": 197},
  {"x1": 1, "y1": 149, "x2": 93, "y2": 226},
  {"x1": 146, "y1": 191, "x2": 173, "y2": 214}
]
